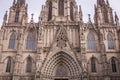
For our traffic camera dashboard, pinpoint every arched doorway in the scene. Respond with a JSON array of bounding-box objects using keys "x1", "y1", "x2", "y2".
[
  {"x1": 42, "y1": 51, "x2": 82, "y2": 80},
  {"x1": 54, "y1": 63, "x2": 68, "y2": 80}
]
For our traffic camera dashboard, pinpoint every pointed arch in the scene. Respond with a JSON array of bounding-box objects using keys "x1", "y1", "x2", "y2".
[
  {"x1": 87, "y1": 32, "x2": 96, "y2": 50},
  {"x1": 26, "y1": 56, "x2": 32, "y2": 73},
  {"x1": 6, "y1": 57, "x2": 12, "y2": 72},
  {"x1": 42, "y1": 52, "x2": 82, "y2": 77},
  {"x1": 8, "y1": 33, "x2": 16, "y2": 49},
  {"x1": 48, "y1": 1, "x2": 52, "y2": 21},
  {"x1": 70, "y1": 2, "x2": 74, "y2": 21},
  {"x1": 111, "y1": 57, "x2": 117, "y2": 72},
  {"x1": 26, "y1": 33, "x2": 36, "y2": 50},
  {"x1": 15, "y1": 10, "x2": 20, "y2": 22},
  {"x1": 58, "y1": 0, "x2": 64, "y2": 16},
  {"x1": 91, "y1": 57, "x2": 97, "y2": 72},
  {"x1": 107, "y1": 33, "x2": 115, "y2": 49}
]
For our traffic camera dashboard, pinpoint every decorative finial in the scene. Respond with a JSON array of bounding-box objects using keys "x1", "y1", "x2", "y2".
[
  {"x1": 106, "y1": 0, "x2": 110, "y2": 6},
  {"x1": 79, "y1": 5, "x2": 83, "y2": 21},
  {"x1": 79, "y1": 5, "x2": 82, "y2": 12},
  {"x1": 114, "y1": 12, "x2": 119, "y2": 26},
  {"x1": 26, "y1": 4, "x2": 28, "y2": 10},
  {"x1": 88, "y1": 14, "x2": 91, "y2": 22},
  {"x1": 2, "y1": 11, "x2": 8, "y2": 25},
  {"x1": 30, "y1": 13, "x2": 34, "y2": 22},
  {"x1": 3, "y1": 11, "x2": 8, "y2": 21},
  {"x1": 31, "y1": 13, "x2": 34, "y2": 18},
  {"x1": 94, "y1": 4, "x2": 97, "y2": 9}
]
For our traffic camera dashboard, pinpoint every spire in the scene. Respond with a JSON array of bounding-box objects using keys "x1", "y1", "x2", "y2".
[
  {"x1": 4, "y1": 11, "x2": 8, "y2": 21},
  {"x1": 2, "y1": 11, "x2": 8, "y2": 25},
  {"x1": 30, "y1": 13, "x2": 34, "y2": 22},
  {"x1": 95, "y1": 0, "x2": 114, "y2": 25},
  {"x1": 79, "y1": 5, "x2": 83, "y2": 22},
  {"x1": 94, "y1": 4, "x2": 97, "y2": 13},
  {"x1": 94, "y1": 4, "x2": 97, "y2": 24},
  {"x1": 114, "y1": 12, "x2": 119, "y2": 26},
  {"x1": 106, "y1": 0, "x2": 110, "y2": 6},
  {"x1": 88, "y1": 14, "x2": 92, "y2": 22},
  {"x1": 8, "y1": 0, "x2": 28, "y2": 24}
]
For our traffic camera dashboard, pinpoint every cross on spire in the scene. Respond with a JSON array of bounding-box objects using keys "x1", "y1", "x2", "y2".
[
  {"x1": 88, "y1": 14, "x2": 91, "y2": 22},
  {"x1": 30, "y1": 13, "x2": 34, "y2": 22}
]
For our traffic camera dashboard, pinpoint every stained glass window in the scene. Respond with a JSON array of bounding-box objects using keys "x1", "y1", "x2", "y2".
[
  {"x1": 26, "y1": 57, "x2": 32, "y2": 72},
  {"x1": 91, "y1": 57, "x2": 97, "y2": 72},
  {"x1": 111, "y1": 58, "x2": 117, "y2": 72},
  {"x1": 87, "y1": 32, "x2": 96, "y2": 50},
  {"x1": 8, "y1": 33, "x2": 16, "y2": 49},
  {"x1": 26, "y1": 33, "x2": 35, "y2": 50},
  {"x1": 58, "y1": 0, "x2": 64, "y2": 16},
  {"x1": 15, "y1": 10, "x2": 20, "y2": 22},
  {"x1": 107, "y1": 33, "x2": 115, "y2": 49},
  {"x1": 6, "y1": 57, "x2": 12, "y2": 72}
]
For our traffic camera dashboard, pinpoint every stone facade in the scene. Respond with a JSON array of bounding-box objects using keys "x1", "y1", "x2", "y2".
[{"x1": 0, "y1": 0, "x2": 120, "y2": 80}]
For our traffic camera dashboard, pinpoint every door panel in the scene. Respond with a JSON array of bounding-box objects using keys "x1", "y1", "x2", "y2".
[{"x1": 55, "y1": 79, "x2": 68, "y2": 80}]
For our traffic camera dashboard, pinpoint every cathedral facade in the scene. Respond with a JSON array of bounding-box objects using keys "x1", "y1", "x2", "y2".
[{"x1": 0, "y1": 0, "x2": 120, "y2": 80}]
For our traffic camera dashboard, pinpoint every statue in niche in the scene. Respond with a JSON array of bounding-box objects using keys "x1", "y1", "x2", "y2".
[
  {"x1": 36, "y1": 71, "x2": 40, "y2": 80},
  {"x1": 83, "y1": 71, "x2": 88, "y2": 80}
]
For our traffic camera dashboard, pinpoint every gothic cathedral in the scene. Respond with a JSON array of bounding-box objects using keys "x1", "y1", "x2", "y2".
[{"x1": 0, "y1": 0, "x2": 120, "y2": 80}]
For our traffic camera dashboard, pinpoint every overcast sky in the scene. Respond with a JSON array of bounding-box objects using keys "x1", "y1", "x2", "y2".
[{"x1": 0, "y1": 0, "x2": 120, "y2": 26}]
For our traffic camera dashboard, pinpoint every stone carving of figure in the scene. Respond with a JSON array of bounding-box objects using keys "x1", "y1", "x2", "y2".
[{"x1": 36, "y1": 71, "x2": 40, "y2": 80}]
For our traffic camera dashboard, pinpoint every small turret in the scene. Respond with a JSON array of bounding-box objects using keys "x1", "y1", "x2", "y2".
[
  {"x1": 7, "y1": 0, "x2": 28, "y2": 25},
  {"x1": 114, "y1": 12, "x2": 119, "y2": 26},
  {"x1": 79, "y1": 5, "x2": 83, "y2": 22},
  {"x1": 94, "y1": 0, "x2": 114, "y2": 26},
  {"x1": 88, "y1": 14, "x2": 91, "y2": 22},
  {"x1": 2, "y1": 11, "x2": 8, "y2": 26},
  {"x1": 106, "y1": 0, "x2": 110, "y2": 7},
  {"x1": 30, "y1": 13, "x2": 34, "y2": 23}
]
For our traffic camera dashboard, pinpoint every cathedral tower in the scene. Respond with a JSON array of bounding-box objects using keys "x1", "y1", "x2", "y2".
[
  {"x1": 94, "y1": 0, "x2": 114, "y2": 25},
  {"x1": 8, "y1": 0, "x2": 28, "y2": 25}
]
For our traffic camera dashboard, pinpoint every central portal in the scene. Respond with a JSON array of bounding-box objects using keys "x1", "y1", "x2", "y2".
[{"x1": 43, "y1": 52, "x2": 82, "y2": 80}]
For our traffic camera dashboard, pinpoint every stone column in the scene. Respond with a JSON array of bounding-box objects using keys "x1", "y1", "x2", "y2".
[
  {"x1": 35, "y1": 53, "x2": 42, "y2": 80},
  {"x1": 67, "y1": 1, "x2": 70, "y2": 21},
  {"x1": 82, "y1": 53, "x2": 89, "y2": 80},
  {"x1": 13, "y1": 30, "x2": 23, "y2": 80},
  {"x1": 99, "y1": 32, "x2": 110, "y2": 80},
  {"x1": 52, "y1": 1, "x2": 56, "y2": 20}
]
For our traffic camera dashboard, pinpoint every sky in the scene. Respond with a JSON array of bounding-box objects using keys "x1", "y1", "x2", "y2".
[{"x1": 0, "y1": 0, "x2": 120, "y2": 26}]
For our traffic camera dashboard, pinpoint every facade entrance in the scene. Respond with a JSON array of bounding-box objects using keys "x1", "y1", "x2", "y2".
[{"x1": 42, "y1": 52, "x2": 82, "y2": 80}]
